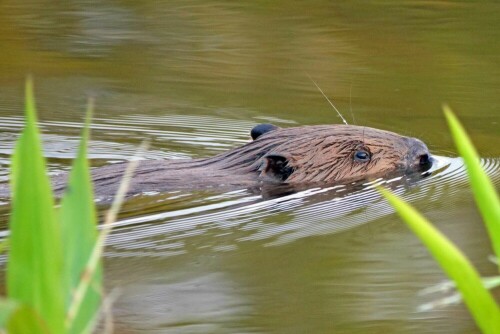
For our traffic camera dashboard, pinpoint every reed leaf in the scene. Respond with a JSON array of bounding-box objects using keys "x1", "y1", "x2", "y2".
[
  {"x1": 66, "y1": 140, "x2": 149, "y2": 328},
  {"x1": 0, "y1": 298, "x2": 20, "y2": 328},
  {"x1": 59, "y1": 99, "x2": 101, "y2": 334},
  {"x1": 7, "y1": 78, "x2": 65, "y2": 333},
  {"x1": 443, "y1": 105, "x2": 500, "y2": 261},
  {"x1": 380, "y1": 188, "x2": 500, "y2": 333},
  {"x1": 7, "y1": 305, "x2": 49, "y2": 334}
]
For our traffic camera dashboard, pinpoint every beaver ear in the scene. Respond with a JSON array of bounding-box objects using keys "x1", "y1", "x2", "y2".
[
  {"x1": 259, "y1": 154, "x2": 293, "y2": 182},
  {"x1": 250, "y1": 123, "x2": 280, "y2": 140}
]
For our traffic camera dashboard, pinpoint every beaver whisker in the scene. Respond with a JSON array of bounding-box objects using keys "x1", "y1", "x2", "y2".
[{"x1": 306, "y1": 73, "x2": 348, "y2": 126}]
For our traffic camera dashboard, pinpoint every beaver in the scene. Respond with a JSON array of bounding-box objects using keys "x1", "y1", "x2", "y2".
[{"x1": 50, "y1": 123, "x2": 433, "y2": 199}]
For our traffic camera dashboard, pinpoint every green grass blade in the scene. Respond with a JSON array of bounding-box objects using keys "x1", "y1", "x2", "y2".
[
  {"x1": 59, "y1": 99, "x2": 101, "y2": 334},
  {"x1": 7, "y1": 305, "x2": 50, "y2": 334},
  {"x1": 0, "y1": 238, "x2": 9, "y2": 255},
  {"x1": 444, "y1": 105, "x2": 500, "y2": 260},
  {"x1": 66, "y1": 140, "x2": 149, "y2": 327},
  {"x1": 0, "y1": 298, "x2": 20, "y2": 328},
  {"x1": 0, "y1": 299, "x2": 48, "y2": 334},
  {"x1": 7, "y1": 78, "x2": 65, "y2": 333},
  {"x1": 380, "y1": 188, "x2": 500, "y2": 333}
]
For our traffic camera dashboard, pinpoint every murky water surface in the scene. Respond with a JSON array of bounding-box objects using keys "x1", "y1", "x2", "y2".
[{"x1": 1, "y1": 1, "x2": 500, "y2": 333}]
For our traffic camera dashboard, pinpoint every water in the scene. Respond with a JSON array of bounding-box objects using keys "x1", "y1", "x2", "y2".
[{"x1": 1, "y1": 1, "x2": 500, "y2": 333}]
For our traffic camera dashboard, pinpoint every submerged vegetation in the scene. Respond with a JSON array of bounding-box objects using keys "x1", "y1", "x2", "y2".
[{"x1": 381, "y1": 106, "x2": 500, "y2": 334}]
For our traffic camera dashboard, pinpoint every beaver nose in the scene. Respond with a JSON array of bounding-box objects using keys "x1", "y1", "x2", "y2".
[
  {"x1": 406, "y1": 137, "x2": 433, "y2": 171},
  {"x1": 419, "y1": 153, "x2": 431, "y2": 166}
]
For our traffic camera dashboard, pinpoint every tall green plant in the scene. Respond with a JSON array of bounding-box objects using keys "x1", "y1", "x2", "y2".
[
  {"x1": 59, "y1": 99, "x2": 101, "y2": 334},
  {"x1": 380, "y1": 106, "x2": 500, "y2": 333},
  {"x1": 443, "y1": 105, "x2": 500, "y2": 262},
  {"x1": 0, "y1": 79, "x2": 102, "y2": 333},
  {"x1": 7, "y1": 78, "x2": 66, "y2": 333}
]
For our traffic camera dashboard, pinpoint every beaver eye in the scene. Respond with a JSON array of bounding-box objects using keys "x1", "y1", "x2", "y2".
[{"x1": 354, "y1": 150, "x2": 371, "y2": 162}]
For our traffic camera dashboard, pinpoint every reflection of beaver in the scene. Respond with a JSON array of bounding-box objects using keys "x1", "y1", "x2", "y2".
[{"x1": 52, "y1": 123, "x2": 433, "y2": 198}]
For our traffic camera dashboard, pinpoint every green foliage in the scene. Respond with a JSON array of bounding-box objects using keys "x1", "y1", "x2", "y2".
[
  {"x1": 59, "y1": 100, "x2": 101, "y2": 334},
  {"x1": 7, "y1": 305, "x2": 49, "y2": 334},
  {"x1": 7, "y1": 78, "x2": 66, "y2": 333},
  {"x1": 380, "y1": 189, "x2": 500, "y2": 332},
  {"x1": 0, "y1": 298, "x2": 22, "y2": 328},
  {"x1": 380, "y1": 106, "x2": 500, "y2": 333},
  {"x1": 1, "y1": 79, "x2": 102, "y2": 333},
  {"x1": 443, "y1": 105, "x2": 500, "y2": 261}
]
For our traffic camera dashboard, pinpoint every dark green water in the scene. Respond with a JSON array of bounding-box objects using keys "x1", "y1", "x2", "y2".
[{"x1": 0, "y1": 1, "x2": 499, "y2": 333}]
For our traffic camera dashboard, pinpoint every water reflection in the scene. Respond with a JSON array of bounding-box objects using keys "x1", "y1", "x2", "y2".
[{"x1": 114, "y1": 272, "x2": 250, "y2": 333}]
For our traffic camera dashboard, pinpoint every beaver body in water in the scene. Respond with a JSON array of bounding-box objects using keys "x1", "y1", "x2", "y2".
[{"x1": 50, "y1": 123, "x2": 433, "y2": 199}]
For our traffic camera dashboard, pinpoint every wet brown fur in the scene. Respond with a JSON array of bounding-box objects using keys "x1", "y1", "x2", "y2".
[{"x1": 50, "y1": 124, "x2": 431, "y2": 199}]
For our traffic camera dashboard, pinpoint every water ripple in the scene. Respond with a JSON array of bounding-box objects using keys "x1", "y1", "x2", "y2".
[
  {"x1": 0, "y1": 113, "x2": 257, "y2": 168},
  {"x1": 104, "y1": 156, "x2": 500, "y2": 256}
]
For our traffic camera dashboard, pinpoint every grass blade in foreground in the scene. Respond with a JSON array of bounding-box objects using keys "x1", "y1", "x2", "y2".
[
  {"x1": 0, "y1": 298, "x2": 20, "y2": 328},
  {"x1": 66, "y1": 140, "x2": 150, "y2": 330},
  {"x1": 7, "y1": 78, "x2": 65, "y2": 333},
  {"x1": 443, "y1": 105, "x2": 500, "y2": 261},
  {"x1": 379, "y1": 188, "x2": 500, "y2": 333},
  {"x1": 0, "y1": 299, "x2": 46, "y2": 333},
  {"x1": 7, "y1": 305, "x2": 49, "y2": 334},
  {"x1": 59, "y1": 99, "x2": 101, "y2": 334}
]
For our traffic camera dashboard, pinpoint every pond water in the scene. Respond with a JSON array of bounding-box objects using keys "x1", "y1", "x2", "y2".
[{"x1": 1, "y1": 1, "x2": 500, "y2": 333}]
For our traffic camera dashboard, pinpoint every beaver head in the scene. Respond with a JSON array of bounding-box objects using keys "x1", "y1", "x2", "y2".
[{"x1": 215, "y1": 124, "x2": 433, "y2": 185}]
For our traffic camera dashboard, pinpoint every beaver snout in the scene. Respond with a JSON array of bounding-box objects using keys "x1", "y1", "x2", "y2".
[{"x1": 406, "y1": 137, "x2": 433, "y2": 172}]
